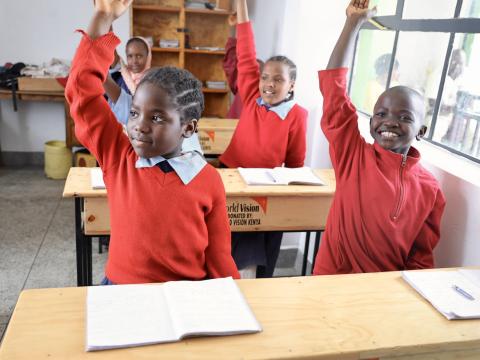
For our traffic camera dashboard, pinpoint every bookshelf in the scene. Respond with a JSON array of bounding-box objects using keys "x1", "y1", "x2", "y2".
[{"x1": 131, "y1": 0, "x2": 232, "y2": 118}]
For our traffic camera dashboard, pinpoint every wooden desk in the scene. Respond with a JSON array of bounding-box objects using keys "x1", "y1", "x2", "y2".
[
  {"x1": 2, "y1": 271, "x2": 480, "y2": 359},
  {"x1": 0, "y1": 88, "x2": 79, "y2": 148},
  {"x1": 63, "y1": 167, "x2": 335, "y2": 286},
  {"x1": 197, "y1": 118, "x2": 237, "y2": 155}
]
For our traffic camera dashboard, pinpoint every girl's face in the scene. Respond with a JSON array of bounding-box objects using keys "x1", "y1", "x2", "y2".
[
  {"x1": 127, "y1": 83, "x2": 196, "y2": 159},
  {"x1": 126, "y1": 41, "x2": 149, "y2": 74},
  {"x1": 259, "y1": 61, "x2": 294, "y2": 106}
]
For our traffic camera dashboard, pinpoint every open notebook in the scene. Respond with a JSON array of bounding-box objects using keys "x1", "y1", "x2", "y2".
[
  {"x1": 90, "y1": 168, "x2": 106, "y2": 189},
  {"x1": 238, "y1": 167, "x2": 325, "y2": 186},
  {"x1": 402, "y1": 269, "x2": 480, "y2": 320},
  {"x1": 86, "y1": 277, "x2": 262, "y2": 351}
]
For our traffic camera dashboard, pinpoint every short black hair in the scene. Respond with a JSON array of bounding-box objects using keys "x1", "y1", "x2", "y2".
[
  {"x1": 138, "y1": 66, "x2": 204, "y2": 123},
  {"x1": 266, "y1": 55, "x2": 297, "y2": 81},
  {"x1": 126, "y1": 37, "x2": 149, "y2": 56}
]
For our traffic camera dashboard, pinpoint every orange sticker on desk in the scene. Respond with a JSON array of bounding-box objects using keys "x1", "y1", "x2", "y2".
[
  {"x1": 251, "y1": 196, "x2": 268, "y2": 214},
  {"x1": 205, "y1": 130, "x2": 215, "y2": 142}
]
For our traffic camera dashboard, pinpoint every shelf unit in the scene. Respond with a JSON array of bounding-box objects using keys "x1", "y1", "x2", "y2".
[{"x1": 131, "y1": 0, "x2": 232, "y2": 118}]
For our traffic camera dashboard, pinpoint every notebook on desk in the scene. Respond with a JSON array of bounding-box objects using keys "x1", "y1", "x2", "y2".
[
  {"x1": 90, "y1": 168, "x2": 105, "y2": 189},
  {"x1": 238, "y1": 167, "x2": 325, "y2": 186},
  {"x1": 402, "y1": 269, "x2": 480, "y2": 320},
  {"x1": 86, "y1": 277, "x2": 262, "y2": 351}
]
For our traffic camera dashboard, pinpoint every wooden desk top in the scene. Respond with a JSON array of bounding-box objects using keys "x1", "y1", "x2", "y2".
[
  {"x1": 0, "y1": 88, "x2": 65, "y2": 102},
  {"x1": 63, "y1": 167, "x2": 336, "y2": 198},
  {"x1": 1, "y1": 270, "x2": 480, "y2": 359},
  {"x1": 197, "y1": 118, "x2": 238, "y2": 130}
]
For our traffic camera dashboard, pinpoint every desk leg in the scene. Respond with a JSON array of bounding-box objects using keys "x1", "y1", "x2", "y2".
[
  {"x1": 311, "y1": 231, "x2": 322, "y2": 274},
  {"x1": 74, "y1": 198, "x2": 86, "y2": 287},
  {"x1": 86, "y1": 235, "x2": 92, "y2": 286},
  {"x1": 301, "y1": 232, "x2": 311, "y2": 276}
]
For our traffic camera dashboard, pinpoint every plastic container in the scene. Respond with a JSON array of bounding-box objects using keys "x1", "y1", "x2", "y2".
[{"x1": 44, "y1": 140, "x2": 72, "y2": 179}]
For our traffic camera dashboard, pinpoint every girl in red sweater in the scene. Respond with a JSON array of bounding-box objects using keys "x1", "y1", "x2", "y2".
[
  {"x1": 219, "y1": 0, "x2": 308, "y2": 278},
  {"x1": 314, "y1": 0, "x2": 445, "y2": 275},
  {"x1": 66, "y1": 0, "x2": 239, "y2": 284}
]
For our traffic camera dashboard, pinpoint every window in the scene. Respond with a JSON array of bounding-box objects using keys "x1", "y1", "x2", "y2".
[{"x1": 349, "y1": 0, "x2": 480, "y2": 162}]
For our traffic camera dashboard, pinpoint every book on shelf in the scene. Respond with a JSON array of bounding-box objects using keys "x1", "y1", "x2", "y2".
[
  {"x1": 238, "y1": 167, "x2": 325, "y2": 186},
  {"x1": 402, "y1": 269, "x2": 480, "y2": 320},
  {"x1": 86, "y1": 277, "x2": 262, "y2": 351},
  {"x1": 90, "y1": 167, "x2": 105, "y2": 190}
]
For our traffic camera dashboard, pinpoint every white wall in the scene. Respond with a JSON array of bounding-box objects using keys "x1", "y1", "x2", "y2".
[{"x1": 0, "y1": 0, "x2": 130, "y2": 152}]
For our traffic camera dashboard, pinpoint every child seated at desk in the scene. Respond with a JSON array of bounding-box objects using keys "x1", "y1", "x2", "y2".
[
  {"x1": 219, "y1": 0, "x2": 308, "y2": 279},
  {"x1": 66, "y1": 0, "x2": 239, "y2": 284},
  {"x1": 314, "y1": 0, "x2": 446, "y2": 275}
]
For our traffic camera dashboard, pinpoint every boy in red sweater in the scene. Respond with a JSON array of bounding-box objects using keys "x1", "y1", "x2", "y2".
[
  {"x1": 66, "y1": 0, "x2": 239, "y2": 284},
  {"x1": 313, "y1": 0, "x2": 446, "y2": 275},
  {"x1": 219, "y1": 0, "x2": 308, "y2": 278}
]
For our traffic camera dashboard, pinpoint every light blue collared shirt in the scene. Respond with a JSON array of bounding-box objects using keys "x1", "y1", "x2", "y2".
[
  {"x1": 108, "y1": 88, "x2": 204, "y2": 154},
  {"x1": 135, "y1": 150, "x2": 207, "y2": 185},
  {"x1": 256, "y1": 97, "x2": 296, "y2": 120}
]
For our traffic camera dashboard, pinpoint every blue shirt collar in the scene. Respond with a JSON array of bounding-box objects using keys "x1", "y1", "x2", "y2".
[
  {"x1": 256, "y1": 97, "x2": 296, "y2": 120},
  {"x1": 135, "y1": 151, "x2": 207, "y2": 185}
]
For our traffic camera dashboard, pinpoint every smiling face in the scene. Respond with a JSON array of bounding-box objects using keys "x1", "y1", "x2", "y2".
[
  {"x1": 126, "y1": 83, "x2": 195, "y2": 159},
  {"x1": 126, "y1": 40, "x2": 149, "y2": 74},
  {"x1": 370, "y1": 86, "x2": 427, "y2": 155},
  {"x1": 259, "y1": 61, "x2": 294, "y2": 106}
]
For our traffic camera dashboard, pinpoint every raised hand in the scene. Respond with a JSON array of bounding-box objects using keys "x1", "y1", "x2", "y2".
[
  {"x1": 346, "y1": 0, "x2": 377, "y2": 24},
  {"x1": 95, "y1": 0, "x2": 133, "y2": 21}
]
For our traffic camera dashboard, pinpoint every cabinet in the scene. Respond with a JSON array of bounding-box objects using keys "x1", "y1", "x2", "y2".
[{"x1": 131, "y1": 0, "x2": 232, "y2": 118}]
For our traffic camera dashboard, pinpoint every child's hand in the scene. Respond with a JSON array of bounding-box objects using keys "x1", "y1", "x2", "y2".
[
  {"x1": 95, "y1": 0, "x2": 133, "y2": 20},
  {"x1": 346, "y1": 0, "x2": 377, "y2": 24}
]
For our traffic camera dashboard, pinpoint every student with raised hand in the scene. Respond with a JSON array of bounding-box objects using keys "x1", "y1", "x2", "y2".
[
  {"x1": 66, "y1": 0, "x2": 239, "y2": 284},
  {"x1": 219, "y1": 0, "x2": 308, "y2": 278},
  {"x1": 313, "y1": 0, "x2": 446, "y2": 275}
]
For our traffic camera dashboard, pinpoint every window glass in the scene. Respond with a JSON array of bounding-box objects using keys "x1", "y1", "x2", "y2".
[
  {"x1": 433, "y1": 34, "x2": 480, "y2": 159},
  {"x1": 350, "y1": 29, "x2": 396, "y2": 114},
  {"x1": 461, "y1": 0, "x2": 480, "y2": 18},
  {"x1": 393, "y1": 32, "x2": 450, "y2": 130},
  {"x1": 403, "y1": 0, "x2": 457, "y2": 19},
  {"x1": 369, "y1": 0, "x2": 397, "y2": 16}
]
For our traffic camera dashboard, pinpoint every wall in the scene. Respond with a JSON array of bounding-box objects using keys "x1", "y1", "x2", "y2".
[{"x1": 0, "y1": 0, "x2": 130, "y2": 153}]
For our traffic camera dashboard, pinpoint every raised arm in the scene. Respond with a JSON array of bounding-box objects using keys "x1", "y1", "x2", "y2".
[
  {"x1": 327, "y1": 0, "x2": 376, "y2": 69},
  {"x1": 236, "y1": 0, "x2": 249, "y2": 23},
  {"x1": 104, "y1": 73, "x2": 122, "y2": 103},
  {"x1": 87, "y1": 0, "x2": 132, "y2": 39}
]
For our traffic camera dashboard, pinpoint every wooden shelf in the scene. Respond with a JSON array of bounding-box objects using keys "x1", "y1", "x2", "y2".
[
  {"x1": 132, "y1": 5, "x2": 181, "y2": 12},
  {"x1": 185, "y1": 8, "x2": 232, "y2": 16},
  {"x1": 185, "y1": 49, "x2": 226, "y2": 55},
  {"x1": 203, "y1": 88, "x2": 229, "y2": 94},
  {"x1": 152, "y1": 47, "x2": 181, "y2": 53}
]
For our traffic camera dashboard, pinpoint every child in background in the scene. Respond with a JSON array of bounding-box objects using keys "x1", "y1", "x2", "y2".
[
  {"x1": 314, "y1": 0, "x2": 445, "y2": 275},
  {"x1": 66, "y1": 0, "x2": 239, "y2": 284},
  {"x1": 219, "y1": 0, "x2": 308, "y2": 278}
]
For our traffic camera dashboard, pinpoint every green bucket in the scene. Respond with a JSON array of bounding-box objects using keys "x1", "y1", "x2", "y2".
[{"x1": 44, "y1": 140, "x2": 72, "y2": 179}]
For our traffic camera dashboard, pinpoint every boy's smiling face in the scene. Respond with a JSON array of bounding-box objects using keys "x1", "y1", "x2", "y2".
[
  {"x1": 126, "y1": 83, "x2": 195, "y2": 159},
  {"x1": 370, "y1": 86, "x2": 427, "y2": 155}
]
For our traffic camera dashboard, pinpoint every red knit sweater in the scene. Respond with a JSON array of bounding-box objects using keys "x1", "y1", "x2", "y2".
[
  {"x1": 66, "y1": 32, "x2": 239, "y2": 284},
  {"x1": 219, "y1": 22, "x2": 307, "y2": 168},
  {"x1": 313, "y1": 68, "x2": 446, "y2": 275}
]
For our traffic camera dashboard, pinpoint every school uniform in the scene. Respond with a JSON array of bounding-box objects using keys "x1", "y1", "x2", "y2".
[
  {"x1": 313, "y1": 68, "x2": 446, "y2": 275},
  {"x1": 223, "y1": 36, "x2": 242, "y2": 118},
  {"x1": 66, "y1": 31, "x2": 239, "y2": 284},
  {"x1": 219, "y1": 22, "x2": 308, "y2": 277}
]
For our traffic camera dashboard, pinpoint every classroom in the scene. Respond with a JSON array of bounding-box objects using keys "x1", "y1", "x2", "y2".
[{"x1": 1, "y1": 0, "x2": 480, "y2": 358}]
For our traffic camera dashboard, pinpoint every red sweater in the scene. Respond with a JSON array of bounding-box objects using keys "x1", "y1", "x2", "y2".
[
  {"x1": 313, "y1": 68, "x2": 446, "y2": 275},
  {"x1": 223, "y1": 37, "x2": 243, "y2": 119},
  {"x1": 219, "y1": 22, "x2": 307, "y2": 168},
  {"x1": 66, "y1": 32, "x2": 239, "y2": 284}
]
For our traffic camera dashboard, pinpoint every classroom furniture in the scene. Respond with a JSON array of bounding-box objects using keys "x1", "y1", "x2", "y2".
[
  {"x1": 131, "y1": 0, "x2": 233, "y2": 118},
  {"x1": 198, "y1": 118, "x2": 237, "y2": 155},
  {"x1": 2, "y1": 269, "x2": 480, "y2": 359},
  {"x1": 62, "y1": 167, "x2": 335, "y2": 286}
]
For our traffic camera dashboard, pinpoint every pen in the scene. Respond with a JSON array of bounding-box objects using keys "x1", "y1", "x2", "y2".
[{"x1": 452, "y1": 285, "x2": 475, "y2": 301}]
